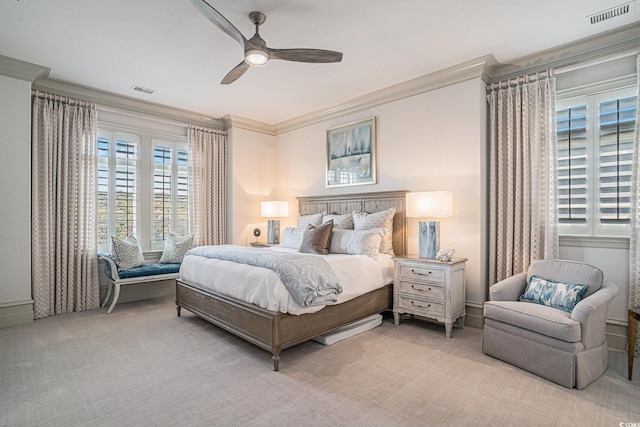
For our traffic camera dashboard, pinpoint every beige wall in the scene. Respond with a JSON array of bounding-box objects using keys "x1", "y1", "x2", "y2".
[
  {"x1": 0, "y1": 74, "x2": 33, "y2": 326},
  {"x1": 229, "y1": 126, "x2": 278, "y2": 246},
  {"x1": 230, "y1": 78, "x2": 489, "y2": 306}
]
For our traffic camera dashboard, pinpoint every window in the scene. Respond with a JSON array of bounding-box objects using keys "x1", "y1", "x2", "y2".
[
  {"x1": 152, "y1": 142, "x2": 189, "y2": 244},
  {"x1": 556, "y1": 86, "x2": 637, "y2": 237},
  {"x1": 97, "y1": 126, "x2": 188, "y2": 253}
]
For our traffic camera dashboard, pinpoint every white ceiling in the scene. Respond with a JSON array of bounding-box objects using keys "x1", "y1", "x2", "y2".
[{"x1": 1, "y1": 0, "x2": 638, "y2": 125}]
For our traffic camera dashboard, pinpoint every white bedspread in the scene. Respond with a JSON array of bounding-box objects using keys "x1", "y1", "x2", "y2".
[{"x1": 179, "y1": 246, "x2": 394, "y2": 315}]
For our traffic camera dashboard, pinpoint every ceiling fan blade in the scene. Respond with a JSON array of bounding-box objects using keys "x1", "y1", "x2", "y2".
[
  {"x1": 221, "y1": 61, "x2": 251, "y2": 84},
  {"x1": 267, "y1": 48, "x2": 343, "y2": 63},
  {"x1": 188, "y1": 0, "x2": 246, "y2": 48}
]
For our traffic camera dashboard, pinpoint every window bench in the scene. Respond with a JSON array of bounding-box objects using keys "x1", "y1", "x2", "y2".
[{"x1": 99, "y1": 254, "x2": 181, "y2": 314}]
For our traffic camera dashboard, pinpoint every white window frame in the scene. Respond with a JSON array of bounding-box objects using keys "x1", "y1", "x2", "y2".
[
  {"x1": 97, "y1": 122, "x2": 188, "y2": 253},
  {"x1": 149, "y1": 138, "x2": 189, "y2": 251},
  {"x1": 556, "y1": 85, "x2": 637, "y2": 238}
]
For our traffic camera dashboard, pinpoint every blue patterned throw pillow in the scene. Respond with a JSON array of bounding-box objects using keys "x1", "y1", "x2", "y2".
[{"x1": 520, "y1": 275, "x2": 588, "y2": 312}]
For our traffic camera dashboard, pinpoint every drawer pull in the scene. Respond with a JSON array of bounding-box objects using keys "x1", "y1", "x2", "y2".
[
  {"x1": 411, "y1": 269, "x2": 432, "y2": 276},
  {"x1": 411, "y1": 284, "x2": 432, "y2": 292},
  {"x1": 411, "y1": 301, "x2": 431, "y2": 309}
]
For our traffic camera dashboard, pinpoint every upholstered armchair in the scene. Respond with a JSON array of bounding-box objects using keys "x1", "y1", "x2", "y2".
[{"x1": 483, "y1": 259, "x2": 617, "y2": 389}]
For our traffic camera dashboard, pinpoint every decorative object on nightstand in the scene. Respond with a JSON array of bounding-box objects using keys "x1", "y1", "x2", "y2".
[
  {"x1": 406, "y1": 191, "x2": 452, "y2": 259},
  {"x1": 261, "y1": 201, "x2": 288, "y2": 244},
  {"x1": 392, "y1": 255, "x2": 467, "y2": 338},
  {"x1": 436, "y1": 248, "x2": 455, "y2": 262}
]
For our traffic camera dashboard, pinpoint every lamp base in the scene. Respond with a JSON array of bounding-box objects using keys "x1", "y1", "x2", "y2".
[
  {"x1": 418, "y1": 221, "x2": 439, "y2": 259},
  {"x1": 267, "y1": 219, "x2": 280, "y2": 244}
]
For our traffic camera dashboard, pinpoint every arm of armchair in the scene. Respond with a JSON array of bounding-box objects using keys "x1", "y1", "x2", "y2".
[
  {"x1": 571, "y1": 280, "x2": 618, "y2": 348},
  {"x1": 98, "y1": 254, "x2": 121, "y2": 281},
  {"x1": 489, "y1": 272, "x2": 528, "y2": 301}
]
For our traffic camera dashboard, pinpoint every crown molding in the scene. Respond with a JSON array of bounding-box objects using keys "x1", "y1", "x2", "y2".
[
  {"x1": 32, "y1": 78, "x2": 226, "y2": 129},
  {"x1": 488, "y1": 21, "x2": 640, "y2": 81},
  {"x1": 273, "y1": 54, "x2": 497, "y2": 135},
  {"x1": 0, "y1": 55, "x2": 49, "y2": 82},
  {"x1": 223, "y1": 114, "x2": 276, "y2": 135}
]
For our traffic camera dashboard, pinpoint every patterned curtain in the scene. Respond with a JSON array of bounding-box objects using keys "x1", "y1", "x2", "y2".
[
  {"x1": 628, "y1": 55, "x2": 640, "y2": 357},
  {"x1": 487, "y1": 72, "x2": 560, "y2": 286},
  {"x1": 31, "y1": 92, "x2": 99, "y2": 319},
  {"x1": 188, "y1": 125, "x2": 228, "y2": 247}
]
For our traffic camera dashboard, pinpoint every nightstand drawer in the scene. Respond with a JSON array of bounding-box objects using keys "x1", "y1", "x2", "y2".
[
  {"x1": 397, "y1": 281, "x2": 445, "y2": 300},
  {"x1": 398, "y1": 264, "x2": 446, "y2": 284},
  {"x1": 397, "y1": 296, "x2": 444, "y2": 318}
]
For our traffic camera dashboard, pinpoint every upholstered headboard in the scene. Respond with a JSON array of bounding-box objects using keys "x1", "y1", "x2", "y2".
[{"x1": 296, "y1": 190, "x2": 408, "y2": 256}]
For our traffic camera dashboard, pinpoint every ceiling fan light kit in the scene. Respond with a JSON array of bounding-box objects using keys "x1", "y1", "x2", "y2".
[
  {"x1": 189, "y1": 0, "x2": 343, "y2": 84},
  {"x1": 245, "y1": 49, "x2": 269, "y2": 66}
]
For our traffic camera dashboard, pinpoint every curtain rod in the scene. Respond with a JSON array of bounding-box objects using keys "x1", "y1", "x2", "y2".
[
  {"x1": 554, "y1": 47, "x2": 640, "y2": 75},
  {"x1": 32, "y1": 90, "x2": 95, "y2": 107},
  {"x1": 488, "y1": 70, "x2": 553, "y2": 91}
]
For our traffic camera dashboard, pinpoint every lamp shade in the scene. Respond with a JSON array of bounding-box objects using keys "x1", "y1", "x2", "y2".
[
  {"x1": 406, "y1": 191, "x2": 453, "y2": 218},
  {"x1": 261, "y1": 201, "x2": 289, "y2": 218}
]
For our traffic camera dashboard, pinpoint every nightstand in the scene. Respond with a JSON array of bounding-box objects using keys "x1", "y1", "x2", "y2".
[
  {"x1": 392, "y1": 255, "x2": 467, "y2": 338},
  {"x1": 250, "y1": 242, "x2": 274, "y2": 247}
]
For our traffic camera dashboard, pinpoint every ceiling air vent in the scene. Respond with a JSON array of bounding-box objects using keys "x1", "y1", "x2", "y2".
[
  {"x1": 588, "y1": 1, "x2": 634, "y2": 24},
  {"x1": 130, "y1": 85, "x2": 156, "y2": 95}
]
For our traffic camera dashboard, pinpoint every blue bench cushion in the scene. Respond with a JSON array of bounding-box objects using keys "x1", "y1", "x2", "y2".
[{"x1": 104, "y1": 260, "x2": 181, "y2": 281}]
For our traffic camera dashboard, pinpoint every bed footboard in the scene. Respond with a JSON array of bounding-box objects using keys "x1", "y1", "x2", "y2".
[{"x1": 176, "y1": 279, "x2": 392, "y2": 371}]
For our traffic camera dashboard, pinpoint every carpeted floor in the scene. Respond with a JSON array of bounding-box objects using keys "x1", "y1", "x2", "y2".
[{"x1": 1, "y1": 295, "x2": 638, "y2": 427}]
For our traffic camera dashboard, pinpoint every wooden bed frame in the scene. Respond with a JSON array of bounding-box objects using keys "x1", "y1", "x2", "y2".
[{"x1": 175, "y1": 190, "x2": 408, "y2": 371}]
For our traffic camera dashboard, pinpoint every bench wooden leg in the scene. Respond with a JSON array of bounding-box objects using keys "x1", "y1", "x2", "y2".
[
  {"x1": 106, "y1": 283, "x2": 121, "y2": 314},
  {"x1": 101, "y1": 281, "x2": 113, "y2": 308}
]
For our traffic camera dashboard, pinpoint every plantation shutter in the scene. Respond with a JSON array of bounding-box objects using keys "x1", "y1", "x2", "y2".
[
  {"x1": 598, "y1": 95, "x2": 637, "y2": 228},
  {"x1": 556, "y1": 104, "x2": 588, "y2": 225}
]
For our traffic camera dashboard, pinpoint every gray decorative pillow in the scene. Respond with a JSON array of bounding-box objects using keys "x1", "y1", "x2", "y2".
[
  {"x1": 159, "y1": 233, "x2": 194, "y2": 264},
  {"x1": 323, "y1": 213, "x2": 354, "y2": 229},
  {"x1": 297, "y1": 212, "x2": 324, "y2": 229},
  {"x1": 280, "y1": 227, "x2": 305, "y2": 250},
  {"x1": 353, "y1": 207, "x2": 396, "y2": 255},
  {"x1": 111, "y1": 235, "x2": 145, "y2": 271},
  {"x1": 298, "y1": 220, "x2": 334, "y2": 255},
  {"x1": 329, "y1": 228, "x2": 384, "y2": 259}
]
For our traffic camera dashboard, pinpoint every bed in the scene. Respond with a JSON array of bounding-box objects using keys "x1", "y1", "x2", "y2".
[{"x1": 175, "y1": 190, "x2": 407, "y2": 370}]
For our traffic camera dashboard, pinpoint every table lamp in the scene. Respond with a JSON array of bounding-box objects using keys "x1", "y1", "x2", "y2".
[
  {"x1": 406, "y1": 191, "x2": 453, "y2": 259},
  {"x1": 261, "y1": 201, "x2": 289, "y2": 244}
]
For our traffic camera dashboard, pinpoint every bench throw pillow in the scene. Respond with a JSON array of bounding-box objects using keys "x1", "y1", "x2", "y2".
[
  {"x1": 111, "y1": 235, "x2": 145, "y2": 271},
  {"x1": 159, "y1": 233, "x2": 194, "y2": 264}
]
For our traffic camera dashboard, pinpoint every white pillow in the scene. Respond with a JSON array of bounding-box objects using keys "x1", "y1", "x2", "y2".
[
  {"x1": 280, "y1": 227, "x2": 305, "y2": 250},
  {"x1": 329, "y1": 228, "x2": 384, "y2": 259},
  {"x1": 323, "y1": 213, "x2": 354, "y2": 229},
  {"x1": 296, "y1": 212, "x2": 324, "y2": 229},
  {"x1": 353, "y1": 207, "x2": 396, "y2": 255},
  {"x1": 111, "y1": 235, "x2": 145, "y2": 271},
  {"x1": 159, "y1": 233, "x2": 194, "y2": 264}
]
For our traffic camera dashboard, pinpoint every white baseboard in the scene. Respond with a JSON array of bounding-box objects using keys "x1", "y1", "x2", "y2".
[{"x1": 0, "y1": 299, "x2": 34, "y2": 329}]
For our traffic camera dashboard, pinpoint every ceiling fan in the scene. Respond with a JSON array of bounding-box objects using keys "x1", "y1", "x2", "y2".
[{"x1": 189, "y1": 0, "x2": 343, "y2": 84}]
